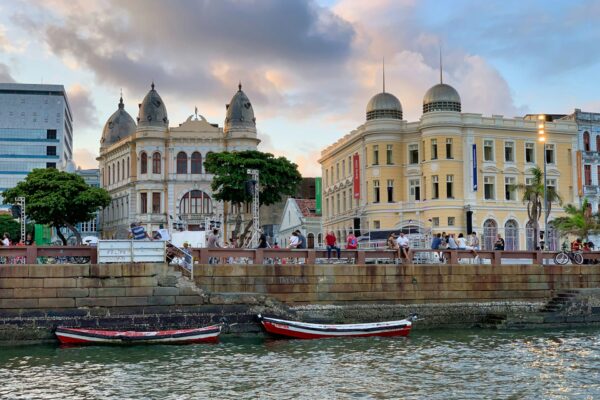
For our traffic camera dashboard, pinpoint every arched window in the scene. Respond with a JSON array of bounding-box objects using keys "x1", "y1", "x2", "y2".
[
  {"x1": 140, "y1": 152, "x2": 147, "y2": 174},
  {"x1": 179, "y1": 190, "x2": 212, "y2": 215},
  {"x1": 584, "y1": 131, "x2": 590, "y2": 151},
  {"x1": 307, "y1": 233, "x2": 315, "y2": 249},
  {"x1": 483, "y1": 219, "x2": 498, "y2": 250},
  {"x1": 121, "y1": 159, "x2": 125, "y2": 180},
  {"x1": 504, "y1": 219, "x2": 519, "y2": 250},
  {"x1": 177, "y1": 152, "x2": 188, "y2": 174},
  {"x1": 112, "y1": 163, "x2": 115, "y2": 183},
  {"x1": 117, "y1": 162, "x2": 120, "y2": 182},
  {"x1": 108, "y1": 165, "x2": 111, "y2": 185},
  {"x1": 191, "y1": 152, "x2": 202, "y2": 174},
  {"x1": 152, "y1": 152, "x2": 161, "y2": 174},
  {"x1": 596, "y1": 136, "x2": 600, "y2": 152}
]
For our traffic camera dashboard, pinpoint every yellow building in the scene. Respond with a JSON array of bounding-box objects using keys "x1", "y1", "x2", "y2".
[{"x1": 319, "y1": 80, "x2": 578, "y2": 250}]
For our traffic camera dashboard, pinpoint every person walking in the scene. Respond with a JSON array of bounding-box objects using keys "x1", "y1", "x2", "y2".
[{"x1": 325, "y1": 231, "x2": 341, "y2": 260}]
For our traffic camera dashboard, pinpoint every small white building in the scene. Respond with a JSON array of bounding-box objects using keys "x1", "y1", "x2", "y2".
[{"x1": 277, "y1": 198, "x2": 322, "y2": 248}]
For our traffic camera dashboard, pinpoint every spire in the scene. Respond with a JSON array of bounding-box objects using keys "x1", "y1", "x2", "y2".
[
  {"x1": 118, "y1": 89, "x2": 124, "y2": 109},
  {"x1": 151, "y1": 81, "x2": 155, "y2": 90},
  {"x1": 382, "y1": 57, "x2": 386, "y2": 93},
  {"x1": 238, "y1": 81, "x2": 242, "y2": 91},
  {"x1": 439, "y1": 46, "x2": 443, "y2": 84}
]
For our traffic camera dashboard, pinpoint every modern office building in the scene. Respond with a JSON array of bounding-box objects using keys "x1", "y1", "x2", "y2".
[
  {"x1": 76, "y1": 168, "x2": 100, "y2": 238},
  {"x1": 97, "y1": 83, "x2": 260, "y2": 239},
  {"x1": 0, "y1": 83, "x2": 73, "y2": 198},
  {"x1": 319, "y1": 75, "x2": 579, "y2": 251}
]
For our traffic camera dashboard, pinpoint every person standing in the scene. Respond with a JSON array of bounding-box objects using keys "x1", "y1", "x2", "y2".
[
  {"x1": 257, "y1": 230, "x2": 268, "y2": 249},
  {"x1": 431, "y1": 233, "x2": 442, "y2": 250},
  {"x1": 296, "y1": 230, "x2": 307, "y2": 249},
  {"x1": 325, "y1": 231, "x2": 341, "y2": 260},
  {"x1": 494, "y1": 234, "x2": 505, "y2": 251}
]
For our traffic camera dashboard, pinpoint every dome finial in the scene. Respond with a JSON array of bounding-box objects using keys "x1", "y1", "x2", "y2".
[
  {"x1": 439, "y1": 45, "x2": 443, "y2": 84},
  {"x1": 382, "y1": 56, "x2": 386, "y2": 93},
  {"x1": 118, "y1": 89, "x2": 124, "y2": 109},
  {"x1": 151, "y1": 81, "x2": 155, "y2": 90},
  {"x1": 238, "y1": 81, "x2": 242, "y2": 91}
]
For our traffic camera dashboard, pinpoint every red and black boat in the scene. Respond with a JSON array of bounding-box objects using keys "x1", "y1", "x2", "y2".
[
  {"x1": 55, "y1": 325, "x2": 222, "y2": 345},
  {"x1": 258, "y1": 314, "x2": 415, "y2": 340}
]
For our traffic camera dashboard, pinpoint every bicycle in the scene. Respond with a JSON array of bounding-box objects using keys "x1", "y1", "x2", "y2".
[{"x1": 554, "y1": 250, "x2": 583, "y2": 265}]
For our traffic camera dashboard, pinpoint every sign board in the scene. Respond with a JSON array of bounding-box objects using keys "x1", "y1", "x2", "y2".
[
  {"x1": 315, "y1": 177, "x2": 322, "y2": 215},
  {"x1": 98, "y1": 240, "x2": 166, "y2": 264},
  {"x1": 171, "y1": 231, "x2": 206, "y2": 248},
  {"x1": 472, "y1": 144, "x2": 478, "y2": 191},
  {"x1": 353, "y1": 153, "x2": 360, "y2": 199}
]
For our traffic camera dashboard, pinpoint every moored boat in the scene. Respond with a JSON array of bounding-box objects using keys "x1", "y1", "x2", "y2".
[
  {"x1": 55, "y1": 325, "x2": 222, "y2": 345},
  {"x1": 257, "y1": 314, "x2": 415, "y2": 339}
]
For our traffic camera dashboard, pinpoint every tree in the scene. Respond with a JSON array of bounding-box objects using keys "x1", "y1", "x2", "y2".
[
  {"x1": 0, "y1": 214, "x2": 33, "y2": 243},
  {"x1": 204, "y1": 151, "x2": 302, "y2": 245},
  {"x1": 2, "y1": 169, "x2": 111, "y2": 245},
  {"x1": 513, "y1": 167, "x2": 562, "y2": 249},
  {"x1": 552, "y1": 198, "x2": 600, "y2": 241}
]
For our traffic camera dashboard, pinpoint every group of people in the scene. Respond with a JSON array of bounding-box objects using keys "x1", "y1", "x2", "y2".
[{"x1": 386, "y1": 232, "x2": 411, "y2": 260}]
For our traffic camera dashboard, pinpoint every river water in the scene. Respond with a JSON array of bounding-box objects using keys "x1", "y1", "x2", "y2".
[{"x1": 0, "y1": 328, "x2": 599, "y2": 399}]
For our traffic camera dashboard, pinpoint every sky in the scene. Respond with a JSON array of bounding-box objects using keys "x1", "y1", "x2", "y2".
[{"x1": 1, "y1": 0, "x2": 600, "y2": 177}]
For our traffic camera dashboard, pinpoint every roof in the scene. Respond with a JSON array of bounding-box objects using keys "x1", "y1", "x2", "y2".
[{"x1": 293, "y1": 198, "x2": 318, "y2": 217}]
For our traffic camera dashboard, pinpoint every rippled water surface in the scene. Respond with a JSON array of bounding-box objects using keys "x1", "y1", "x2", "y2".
[{"x1": 1, "y1": 328, "x2": 599, "y2": 399}]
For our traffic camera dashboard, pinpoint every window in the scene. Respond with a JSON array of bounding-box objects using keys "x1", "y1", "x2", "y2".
[
  {"x1": 46, "y1": 129, "x2": 57, "y2": 140},
  {"x1": 140, "y1": 152, "x2": 147, "y2": 174},
  {"x1": 584, "y1": 131, "x2": 590, "y2": 151},
  {"x1": 386, "y1": 145, "x2": 393, "y2": 164},
  {"x1": 336, "y1": 163, "x2": 340, "y2": 181},
  {"x1": 46, "y1": 146, "x2": 56, "y2": 156},
  {"x1": 46, "y1": 162, "x2": 56, "y2": 169},
  {"x1": 108, "y1": 166, "x2": 111, "y2": 185},
  {"x1": 432, "y1": 175, "x2": 439, "y2": 199},
  {"x1": 342, "y1": 191, "x2": 347, "y2": 212},
  {"x1": 525, "y1": 143, "x2": 535, "y2": 163},
  {"x1": 140, "y1": 193, "x2": 148, "y2": 214},
  {"x1": 152, "y1": 152, "x2": 161, "y2": 174},
  {"x1": 431, "y1": 139, "x2": 438, "y2": 160},
  {"x1": 122, "y1": 160, "x2": 125, "y2": 180},
  {"x1": 409, "y1": 179, "x2": 421, "y2": 201},
  {"x1": 152, "y1": 192, "x2": 161, "y2": 214},
  {"x1": 432, "y1": 217, "x2": 439, "y2": 227},
  {"x1": 372, "y1": 145, "x2": 379, "y2": 165},
  {"x1": 446, "y1": 138, "x2": 453, "y2": 159},
  {"x1": 348, "y1": 156, "x2": 352, "y2": 175},
  {"x1": 409, "y1": 144, "x2": 419, "y2": 164},
  {"x1": 597, "y1": 136, "x2": 600, "y2": 152},
  {"x1": 387, "y1": 179, "x2": 394, "y2": 202},
  {"x1": 545, "y1": 144, "x2": 555, "y2": 164},
  {"x1": 373, "y1": 180, "x2": 380, "y2": 203},
  {"x1": 191, "y1": 152, "x2": 202, "y2": 174},
  {"x1": 342, "y1": 160, "x2": 345, "y2": 177},
  {"x1": 504, "y1": 142, "x2": 514, "y2": 162},
  {"x1": 117, "y1": 162, "x2": 120, "y2": 181},
  {"x1": 112, "y1": 163, "x2": 115, "y2": 183},
  {"x1": 484, "y1": 176, "x2": 495, "y2": 200},
  {"x1": 180, "y1": 190, "x2": 212, "y2": 215},
  {"x1": 336, "y1": 193, "x2": 340, "y2": 213},
  {"x1": 422, "y1": 140, "x2": 426, "y2": 162},
  {"x1": 446, "y1": 175, "x2": 454, "y2": 198},
  {"x1": 373, "y1": 220, "x2": 381, "y2": 230},
  {"x1": 584, "y1": 164, "x2": 591, "y2": 185},
  {"x1": 483, "y1": 140, "x2": 494, "y2": 161},
  {"x1": 177, "y1": 152, "x2": 188, "y2": 174},
  {"x1": 448, "y1": 216, "x2": 455, "y2": 226},
  {"x1": 546, "y1": 178, "x2": 556, "y2": 192},
  {"x1": 505, "y1": 176, "x2": 517, "y2": 201}
]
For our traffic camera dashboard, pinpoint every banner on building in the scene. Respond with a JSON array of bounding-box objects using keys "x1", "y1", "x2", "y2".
[
  {"x1": 577, "y1": 150, "x2": 583, "y2": 196},
  {"x1": 353, "y1": 153, "x2": 360, "y2": 199},
  {"x1": 472, "y1": 144, "x2": 478, "y2": 191},
  {"x1": 315, "y1": 177, "x2": 322, "y2": 215}
]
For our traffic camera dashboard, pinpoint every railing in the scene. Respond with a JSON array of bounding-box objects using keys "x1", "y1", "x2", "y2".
[{"x1": 0, "y1": 246, "x2": 97, "y2": 264}]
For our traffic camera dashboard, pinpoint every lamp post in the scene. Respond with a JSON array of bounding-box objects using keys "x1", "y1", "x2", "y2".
[{"x1": 538, "y1": 114, "x2": 548, "y2": 250}]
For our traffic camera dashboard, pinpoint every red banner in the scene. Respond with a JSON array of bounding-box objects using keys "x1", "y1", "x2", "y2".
[{"x1": 353, "y1": 153, "x2": 360, "y2": 199}]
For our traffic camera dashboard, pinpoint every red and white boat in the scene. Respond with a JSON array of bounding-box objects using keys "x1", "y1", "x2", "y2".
[
  {"x1": 258, "y1": 314, "x2": 415, "y2": 339},
  {"x1": 55, "y1": 325, "x2": 222, "y2": 345}
]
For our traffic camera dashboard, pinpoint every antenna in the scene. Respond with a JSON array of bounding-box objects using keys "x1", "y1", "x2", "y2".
[
  {"x1": 382, "y1": 57, "x2": 386, "y2": 93},
  {"x1": 439, "y1": 46, "x2": 443, "y2": 84}
]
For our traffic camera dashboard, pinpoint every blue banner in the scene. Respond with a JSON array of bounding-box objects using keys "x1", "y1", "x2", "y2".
[{"x1": 472, "y1": 144, "x2": 478, "y2": 191}]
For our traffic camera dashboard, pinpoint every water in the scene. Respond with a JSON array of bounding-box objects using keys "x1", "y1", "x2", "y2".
[{"x1": 0, "y1": 328, "x2": 599, "y2": 399}]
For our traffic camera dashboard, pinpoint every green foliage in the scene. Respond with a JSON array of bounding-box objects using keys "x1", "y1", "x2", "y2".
[
  {"x1": 204, "y1": 150, "x2": 302, "y2": 206},
  {"x1": 552, "y1": 199, "x2": 600, "y2": 240},
  {"x1": 2, "y1": 169, "x2": 111, "y2": 243},
  {"x1": 0, "y1": 214, "x2": 33, "y2": 242}
]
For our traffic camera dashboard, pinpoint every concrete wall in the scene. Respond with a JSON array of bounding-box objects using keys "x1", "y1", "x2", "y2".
[{"x1": 193, "y1": 263, "x2": 600, "y2": 304}]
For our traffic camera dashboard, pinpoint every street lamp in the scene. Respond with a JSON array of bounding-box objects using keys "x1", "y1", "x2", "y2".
[{"x1": 538, "y1": 114, "x2": 548, "y2": 250}]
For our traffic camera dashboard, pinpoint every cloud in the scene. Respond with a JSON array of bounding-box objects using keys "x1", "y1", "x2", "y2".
[
  {"x1": 73, "y1": 148, "x2": 98, "y2": 169},
  {"x1": 68, "y1": 83, "x2": 99, "y2": 128},
  {"x1": 0, "y1": 63, "x2": 15, "y2": 83}
]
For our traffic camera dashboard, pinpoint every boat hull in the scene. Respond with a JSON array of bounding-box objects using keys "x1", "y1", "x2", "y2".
[
  {"x1": 55, "y1": 325, "x2": 221, "y2": 345},
  {"x1": 259, "y1": 315, "x2": 412, "y2": 339}
]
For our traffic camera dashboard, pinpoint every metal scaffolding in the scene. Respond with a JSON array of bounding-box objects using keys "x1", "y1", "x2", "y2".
[{"x1": 246, "y1": 169, "x2": 260, "y2": 248}]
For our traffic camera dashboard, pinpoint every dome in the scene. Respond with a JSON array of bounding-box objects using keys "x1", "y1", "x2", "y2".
[
  {"x1": 366, "y1": 92, "x2": 403, "y2": 120},
  {"x1": 422, "y1": 83, "x2": 461, "y2": 113},
  {"x1": 137, "y1": 82, "x2": 168, "y2": 127},
  {"x1": 224, "y1": 83, "x2": 256, "y2": 132},
  {"x1": 100, "y1": 96, "x2": 137, "y2": 148}
]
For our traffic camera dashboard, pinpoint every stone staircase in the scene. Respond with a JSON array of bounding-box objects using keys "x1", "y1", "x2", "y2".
[{"x1": 539, "y1": 290, "x2": 581, "y2": 313}]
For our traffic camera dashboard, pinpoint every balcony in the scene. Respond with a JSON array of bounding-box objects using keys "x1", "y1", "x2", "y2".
[
  {"x1": 582, "y1": 151, "x2": 600, "y2": 163},
  {"x1": 583, "y1": 185, "x2": 600, "y2": 196}
]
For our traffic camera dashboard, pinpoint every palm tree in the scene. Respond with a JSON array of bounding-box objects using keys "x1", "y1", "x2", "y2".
[
  {"x1": 513, "y1": 167, "x2": 562, "y2": 249},
  {"x1": 552, "y1": 198, "x2": 600, "y2": 241}
]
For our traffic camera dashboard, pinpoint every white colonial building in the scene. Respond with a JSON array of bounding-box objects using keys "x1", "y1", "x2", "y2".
[
  {"x1": 98, "y1": 83, "x2": 259, "y2": 239},
  {"x1": 277, "y1": 198, "x2": 322, "y2": 248}
]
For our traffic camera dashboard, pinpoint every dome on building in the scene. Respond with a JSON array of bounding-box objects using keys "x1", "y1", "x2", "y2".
[
  {"x1": 100, "y1": 96, "x2": 137, "y2": 148},
  {"x1": 224, "y1": 83, "x2": 256, "y2": 132},
  {"x1": 366, "y1": 92, "x2": 403, "y2": 120},
  {"x1": 137, "y1": 82, "x2": 168, "y2": 127},
  {"x1": 422, "y1": 83, "x2": 461, "y2": 113}
]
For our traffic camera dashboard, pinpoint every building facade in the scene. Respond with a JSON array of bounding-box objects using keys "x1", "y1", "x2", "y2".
[
  {"x1": 320, "y1": 80, "x2": 578, "y2": 251},
  {"x1": 0, "y1": 83, "x2": 73, "y2": 199},
  {"x1": 97, "y1": 83, "x2": 260, "y2": 239},
  {"x1": 277, "y1": 198, "x2": 321, "y2": 248}
]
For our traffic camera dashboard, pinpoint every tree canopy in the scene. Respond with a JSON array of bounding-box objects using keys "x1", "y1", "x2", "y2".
[
  {"x1": 2, "y1": 169, "x2": 111, "y2": 245},
  {"x1": 552, "y1": 199, "x2": 600, "y2": 240},
  {"x1": 204, "y1": 150, "x2": 302, "y2": 206},
  {"x1": 0, "y1": 214, "x2": 33, "y2": 243}
]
